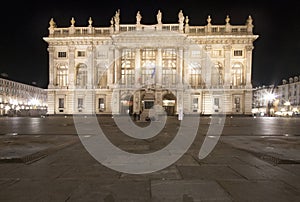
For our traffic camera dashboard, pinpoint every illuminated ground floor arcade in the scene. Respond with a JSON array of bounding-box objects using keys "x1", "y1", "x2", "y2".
[{"x1": 46, "y1": 87, "x2": 252, "y2": 116}]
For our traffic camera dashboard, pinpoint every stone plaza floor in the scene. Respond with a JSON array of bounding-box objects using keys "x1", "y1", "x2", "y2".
[{"x1": 0, "y1": 115, "x2": 299, "y2": 201}]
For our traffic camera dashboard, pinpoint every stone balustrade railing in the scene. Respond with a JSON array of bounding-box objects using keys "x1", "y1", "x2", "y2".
[{"x1": 47, "y1": 14, "x2": 254, "y2": 37}]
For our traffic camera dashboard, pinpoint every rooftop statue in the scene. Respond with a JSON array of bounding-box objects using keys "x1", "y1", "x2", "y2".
[
  {"x1": 136, "y1": 11, "x2": 142, "y2": 24},
  {"x1": 157, "y1": 10, "x2": 162, "y2": 24}
]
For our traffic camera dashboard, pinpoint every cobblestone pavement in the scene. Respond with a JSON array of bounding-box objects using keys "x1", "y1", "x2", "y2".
[{"x1": 0, "y1": 116, "x2": 299, "y2": 202}]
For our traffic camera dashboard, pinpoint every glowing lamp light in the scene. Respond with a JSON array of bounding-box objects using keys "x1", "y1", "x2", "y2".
[
  {"x1": 28, "y1": 98, "x2": 40, "y2": 106},
  {"x1": 264, "y1": 92, "x2": 276, "y2": 101},
  {"x1": 5, "y1": 105, "x2": 11, "y2": 111}
]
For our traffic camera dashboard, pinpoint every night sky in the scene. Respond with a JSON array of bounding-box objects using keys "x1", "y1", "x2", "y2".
[{"x1": 0, "y1": 0, "x2": 299, "y2": 88}]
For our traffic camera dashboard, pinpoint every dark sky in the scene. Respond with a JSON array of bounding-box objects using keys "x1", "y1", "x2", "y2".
[{"x1": 0, "y1": 0, "x2": 299, "y2": 88}]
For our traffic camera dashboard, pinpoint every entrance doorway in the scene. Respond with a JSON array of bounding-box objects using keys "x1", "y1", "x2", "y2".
[
  {"x1": 163, "y1": 93, "x2": 176, "y2": 116},
  {"x1": 120, "y1": 95, "x2": 133, "y2": 114}
]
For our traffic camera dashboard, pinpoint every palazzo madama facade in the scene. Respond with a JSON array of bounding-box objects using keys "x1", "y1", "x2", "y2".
[{"x1": 43, "y1": 10, "x2": 258, "y2": 116}]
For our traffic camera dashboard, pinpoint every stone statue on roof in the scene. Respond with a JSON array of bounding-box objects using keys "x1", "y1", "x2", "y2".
[
  {"x1": 114, "y1": 9, "x2": 120, "y2": 25},
  {"x1": 136, "y1": 11, "x2": 142, "y2": 24},
  {"x1": 178, "y1": 10, "x2": 184, "y2": 24},
  {"x1": 157, "y1": 10, "x2": 162, "y2": 24}
]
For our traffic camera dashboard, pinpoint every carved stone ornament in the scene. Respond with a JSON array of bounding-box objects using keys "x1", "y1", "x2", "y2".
[
  {"x1": 49, "y1": 18, "x2": 56, "y2": 28},
  {"x1": 207, "y1": 15, "x2": 212, "y2": 25},
  {"x1": 88, "y1": 17, "x2": 93, "y2": 27},
  {"x1": 71, "y1": 17, "x2": 75, "y2": 27}
]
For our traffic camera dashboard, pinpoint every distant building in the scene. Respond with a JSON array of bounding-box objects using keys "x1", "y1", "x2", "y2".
[
  {"x1": 252, "y1": 85, "x2": 276, "y2": 116},
  {"x1": 275, "y1": 76, "x2": 300, "y2": 116},
  {"x1": 43, "y1": 10, "x2": 258, "y2": 116},
  {"x1": 0, "y1": 77, "x2": 47, "y2": 116},
  {"x1": 252, "y1": 76, "x2": 300, "y2": 116}
]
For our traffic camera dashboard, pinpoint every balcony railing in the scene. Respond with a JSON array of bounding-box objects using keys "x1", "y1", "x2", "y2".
[{"x1": 48, "y1": 24, "x2": 253, "y2": 37}]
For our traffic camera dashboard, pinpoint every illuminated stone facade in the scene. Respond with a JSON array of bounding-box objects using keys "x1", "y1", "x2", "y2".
[{"x1": 43, "y1": 10, "x2": 258, "y2": 116}]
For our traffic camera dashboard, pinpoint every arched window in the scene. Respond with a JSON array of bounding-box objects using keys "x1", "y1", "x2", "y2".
[
  {"x1": 76, "y1": 63, "x2": 87, "y2": 87},
  {"x1": 231, "y1": 63, "x2": 244, "y2": 86},
  {"x1": 56, "y1": 64, "x2": 68, "y2": 86},
  {"x1": 189, "y1": 62, "x2": 202, "y2": 88},
  {"x1": 212, "y1": 62, "x2": 224, "y2": 86},
  {"x1": 96, "y1": 63, "x2": 107, "y2": 88}
]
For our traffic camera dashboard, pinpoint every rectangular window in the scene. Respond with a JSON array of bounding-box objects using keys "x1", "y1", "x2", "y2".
[
  {"x1": 121, "y1": 49, "x2": 135, "y2": 85},
  {"x1": 98, "y1": 98, "x2": 105, "y2": 112},
  {"x1": 77, "y1": 51, "x2": 86, "y2": 57},
  {"x1": 58, "y1": 98, "x2": 64, "y2": 108},
  {"x1": 192, "y1": 97, "x2": 198, "y2": 112},
  {"x1": 212, "y1": 50, "x2": 223, "y2": 57},
  {"x1": 78, "y1": 98, "x2": 83, "y2": 109},
  {"x1": 162, "y1": 49, "x2": 177, "y2": 85},
  {"x1": 235, "y1": 97, "x2": 240, "y2": 112},
  {"x1": 58, "y1": 52, "x2": 67, "y2": 58},
  {"x1": 214, "y1": 98, "x2": 219, "y2": 107},
  {"x1": 214, "y1": 98, "x2": 219, "y2": 112},
  {"x1": 234, "y1": 50, "x2": 243, "y2": 56}
]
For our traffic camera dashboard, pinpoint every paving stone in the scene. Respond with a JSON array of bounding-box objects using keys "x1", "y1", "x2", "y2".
[
  {"x1": 178, "y1": 165, "x2": 244, "y2": 180},
  {"x1": 279, "y1": 164, "x2": 300, "y2": 176},
  {"x1": 67, "y1": 179, "x2": 150, "y2": 202},
  {"x1": 151, "y1": 180, "x2": 232, "y2": 202},
  {"x1": 229, "y1": 164, "x2": 269, "y2": 180},
  {"x1": 219, "y1": 179, "x2": 300, "y2": 202},
  {"x1": 174, "y1": 154, "x2": 200, "y2": 166},
  {"x1": 120, "y1": 165, "x2": 181, "y2": 180},
  {"x1": 256, "y1": 164, "x2": 300, "y2": 189}
]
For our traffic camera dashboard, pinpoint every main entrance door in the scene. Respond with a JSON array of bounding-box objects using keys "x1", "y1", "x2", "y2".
[
  {"x1": 163, "y1": 93, "x2": 176, "y2": 116},
  {"x1": 120, "y1": 95, "x2": 133, "y2": 114}
]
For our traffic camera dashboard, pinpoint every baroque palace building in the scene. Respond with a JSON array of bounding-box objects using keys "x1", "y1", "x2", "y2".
[{"x1": 43, "y1": 10, "x2": 258, "y2": 116}]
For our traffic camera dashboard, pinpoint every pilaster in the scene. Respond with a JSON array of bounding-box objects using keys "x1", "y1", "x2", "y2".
[
  {"x1": 68, "y1": 46, "x2": 76, "y2": 88},
  {"x1": 224, "y1": 44, "x2": 232, "y2": 87},
  {"x1": 47, "y1": 46, "x2": 55, "y2": 88}
]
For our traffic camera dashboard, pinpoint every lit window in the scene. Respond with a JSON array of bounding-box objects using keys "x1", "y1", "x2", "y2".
[
  {"x1": 78, "y1": 98, "x2": 83, "y2": 110},
  {"x1": 233, "y1": 50, "x2": 243, "y2": 56},
  {"x1": 121, "y1": 49, "x2": 135, "y2": 85},
  {"x1": 231, "y1": 63, "x2": 244, "y2": 86},
  {"x1": 58, "y1": 52, "x2": 67, "y2": 58},
  {"x1": 58, "y1": 98, "x2": 64, "y2": 108},
  {"x1": 56, "y1": 65, "x2": 68, "y2": 86},
  {"x1": 99, "y1": 98, "x2": 105, "y2": 112},
  {"x1": 77, "y1": 51, "x2": 86, "y2": 57},
  {"x1": 76, "y1": 63, "x2": 87, "y2": 87},
  {"x1": 162, "y1": 49, "x2": 177, "y2": 85}
]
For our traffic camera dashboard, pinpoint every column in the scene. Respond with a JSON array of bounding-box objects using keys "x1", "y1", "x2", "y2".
[
  {"x1": 177, "y1": 48, "x2": 184, "y2": 84},
  {"x1": 135, "y1": 48, "x2": 141, "y2": 85},
  {"x1": 204, "y1": 45, "x2": 212, "y2": 87},
  {"x1": 47, "y1": 46, "x2": 55, "y2": 88},
  {"x1": 156, "y1": 48, "x2": 162, "y2": 87},
  {"x1": 224, "y1": 45, "x2": 231, "y2": 87},
  {"x1": 87, "y1": 45, "x2": 94, "y2": 89},
  {"x1": 183, "y1": 48, "x2": 189, "y2": 85},
  {"x1": 68, "y1": 46, "x2": 75, "y2": 88},
  {"x1": 114, "y1": 48, "x2": 121, "y2": 84},
  {"x1": 245, "y1": 45, "x2": 254, "y2": 88},
  {"x1": 107, "y1": 48, "x2": 114, "y2": 87}
]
